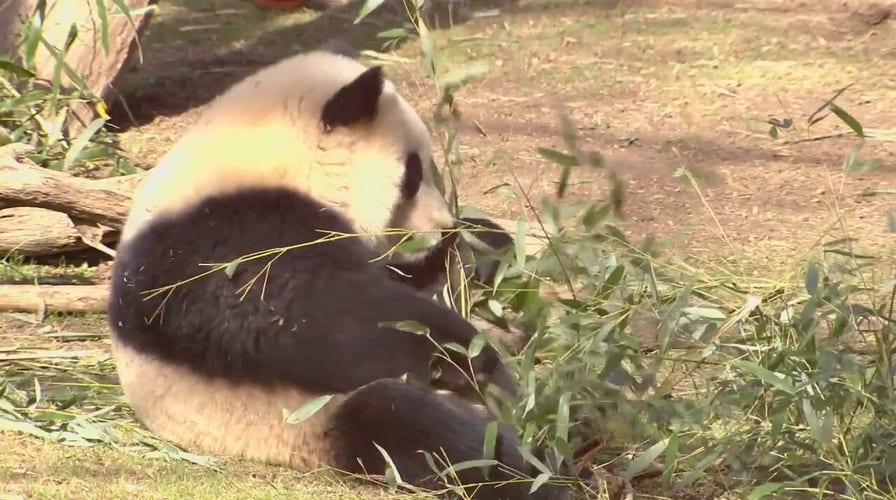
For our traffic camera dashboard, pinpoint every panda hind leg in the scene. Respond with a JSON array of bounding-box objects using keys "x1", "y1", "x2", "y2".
[{"x1": 327, "y1": 379, "x2": 572, "y2": 500}]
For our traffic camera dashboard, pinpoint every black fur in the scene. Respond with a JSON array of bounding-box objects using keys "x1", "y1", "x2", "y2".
[
  {"x1": 458, "y1": 217, "x2": 514, "y2": 256},
  {"x1": 386, "y1": 216, "x2": 516, "y2": 292},
  {"x1": 457, "y1": 217, "x2": 515, "y2": 286},
  {"x1": 386, "y1": 228, "x2": 459, "y2": 291},
  {"x1": 110, "y1": 187, "x2": 514, "y2": 397},
  {"x1": 320, "y1": 66, "x2": 384, "y2": 132},
  {"x1": 108, "y1": 186, "x2": 573, "y2": 498},
  {"x1": 401, "y1": 152, "x2": 424, "y2": 200},
  {"x1": 330, "y1": 379, "x2": 572, "y2": 500}
]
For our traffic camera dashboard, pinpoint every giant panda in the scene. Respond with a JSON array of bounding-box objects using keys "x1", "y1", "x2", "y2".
[{"x1": 108, "y1": 48, "x2": 572, "y2": 500}]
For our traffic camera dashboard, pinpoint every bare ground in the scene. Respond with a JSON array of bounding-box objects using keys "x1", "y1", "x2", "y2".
[
  {"x1": 2, "y1": 0, "x2": 895, "y2": 498},
  {"x1": 109, "y1": 0, "x2": 896, "y2": 278}
]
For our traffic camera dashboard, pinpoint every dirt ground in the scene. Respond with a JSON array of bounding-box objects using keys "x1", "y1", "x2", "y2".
[
  {"x1": 109, "y1": 0, "x2": 896, "y2": 279},
  {"x1": 2, "y1": 0, "x2": 895, "y2": 498}
]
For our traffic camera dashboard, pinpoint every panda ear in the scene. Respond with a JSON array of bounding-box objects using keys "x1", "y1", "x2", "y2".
[{"x1": 321, "y1": 66, "x2": 384, "y2": 132}]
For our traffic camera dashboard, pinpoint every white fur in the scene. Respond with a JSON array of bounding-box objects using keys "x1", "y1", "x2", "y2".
[
  {"x1": 120, "y1": 51, "x2": 453, "y2": 252},
  {"x1": 112, "y1": 338, "x2": 346, "y2": 469}
]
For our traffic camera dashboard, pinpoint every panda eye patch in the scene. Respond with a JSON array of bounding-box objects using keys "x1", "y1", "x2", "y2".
[{"x1": 401, "y1": 152, "x2": 423, "y2": 199}]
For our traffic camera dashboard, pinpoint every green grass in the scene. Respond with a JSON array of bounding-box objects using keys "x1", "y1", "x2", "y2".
[
  {"x1": 0, "y1": 254, "x2": 96, "y2": 285},
  {"x1": 0, "y1": 434, "x2": 399, "y2": 499}
]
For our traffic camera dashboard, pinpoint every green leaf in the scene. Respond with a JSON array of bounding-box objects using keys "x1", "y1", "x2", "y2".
[
  {"x1": 380, "y1": 320, "x2": 430, "y2": 336},
  {"x1": 807, "y1": 83, "x2": 853, "y2": 126},
  {"x1": 769, "y1": 411, "x2": 786, "y2": 439},
  {"x1": 808, "y1": 407, "x2": 834, "y2": 448},
  {"x1": 682, "y1": 306, "x2": 727, "y2": 321},
  {"x1": 30, "y1": 409, "x2": 75, "y2": 422},
  {"x1": 63, "y1": 118, "x2": 105, "y2": 170},
  {"x1": 518, "y1": 446, "x2": 551, "y2": 475},
  {"x1": 373, "y1": 442, "x2": 403, "y2": 489},
  {"x1": 467, "y1": 333, "x2": 487, "y2": 359},
  {"x1": 95, "y1": 0, "x2": 109, "y2": 55},
  {"x1": 110, "y1": 0, "x2": 136, "y2": 21},
  {"x1": 482, "y1": 421, "x2": 498, "y2": 461},
  {"x1": 555, "y1": 392, "x2": 570, "y2": 443},
  {"x1": 529, "y1": 471, "x2": 552, "y2": 494},
  {"x1": 601, "y1": 265, "x2": 625, "y2": 294},
  {"x1": 801, "y1": 397, "x2": 818, "y2": 433},
  {"x1": 804, "y1": 261, "x2": 819, "y2": 296},
  {"x1": 355, "y1": 0, "x2": 387, "y2": 23},
  {"x1": 768, "y1": 125, "x2": 779, "y2": 139},
  {"x1": 421, "y1": 451, "x2": 444, "y2": 479},
  {"x1": 523, "y1": 389, "x2": 536, "y2": 416},
  {"x1": 733, "y1": 360, "x2": 796, "y2": 395},
  {"x1": 68, "y1": 417, "x2": 113, "y2": 443},
  {"x1": 417, "y1": 12, "x2": 435, "y2": 78},
  {"x1": 748, "y1": 483, "x2": 784, "y2": 499},
  {"x1": 662, "y1": 433, "x2": 679, "y2": 489},
  {"x1": 537, "y1": 147, "x2": 579, "y2": 198},
  {"x1": 537, "y1": 147, "x2": 578, "y2": 167},
  {"x1": 390, "y1": 234, "x2": 439, "y2": 255},
  {"x1": 20, "y1": 8, "x2": 43, "y2": 71},
  {"x1": 0, "y1": 415, "x2": 51, "y2": 438},
  {"x1": 486, "y1": 299, "x2": 503, "y2": 318},
  {"x1": 582, "y1": 203, "x2": 610, "y2": 230},
  {"x1": 36, "y1": 23, "x2": 77, "y2": 113},
  {"x1": 110, "y1": 0, "x2": 150, "y2": 68},
  {"x1": 441, "y1": 342, "x2": 468, "y2": 355},
  {"x1": 609, "y1": 173, "x2": 624, "y2": 215},
  {"x1": 514, "y1": 216, "x2": 527, "y2": 265},
  {"x1": 0, "y1": 59, "x2": 36, "y2": 78},
  {"x1": 622, "y1": 438, "x2": 668, "y2": 479},
  {"x1": 282, "y1": 394, "x2": 334, "y2": 424},
  {"x1": 829, "y1": 103, "x2": 864, "y2": 138},
  {"x1": 482, "y1": 182, "x2": 514, "y2": 197},
  {"x1": 223, "y1": 258, "x2": 241, "y2": 278},
  {"x1": 674, "y1": 446, "x2": 722, "y2": 489},
  {"x1": 441, "y1": 458, "x2": 499, "y2": 474},
  {"x1": 376, "y1": 28, "x2": 409, "y2": 40}
]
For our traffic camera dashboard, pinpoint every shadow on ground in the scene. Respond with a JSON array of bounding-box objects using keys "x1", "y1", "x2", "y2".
[{"x1": 105, "y1": 0, "x2": 643, "y2": 131}]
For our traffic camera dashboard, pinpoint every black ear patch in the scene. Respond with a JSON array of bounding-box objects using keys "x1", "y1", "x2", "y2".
[
  {"x1": 321, "y1": 66, "x2": 384, "y2": 132},
  {"x1": 401, "y1": 153, "x2": 423, "y2": 200}
]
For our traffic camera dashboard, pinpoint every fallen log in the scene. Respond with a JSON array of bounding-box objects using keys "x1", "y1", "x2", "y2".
[
  {"x1": 0, "y1": 207, "x2": 118, "y2": 257},
  {"x1": 0, "y1": 148, "x2": 138, "y2": 231},
  {"x1": 0, "y1": 284, "x2": 109, "y2": 314},
  {"x1": 0, "y1": 143, "x2": 144, "y2": 257}
]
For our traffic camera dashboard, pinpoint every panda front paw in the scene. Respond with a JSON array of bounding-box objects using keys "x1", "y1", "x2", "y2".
[
  {"x1": 431, "y1": 345, "x2": 518, "y2": 404},
  {"x1": 524, "y1": 446, "x2": 576, "y2": 500}
]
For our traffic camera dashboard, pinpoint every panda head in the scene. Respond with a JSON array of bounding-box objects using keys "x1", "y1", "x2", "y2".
[
  {"x1": 125, "y1": 50, "x2": 454, "y2": 254},
  {"x1": 322, "y1": 64, "x2": 453, "y2": 256},
  {"x1": 216, "y1": 51, "x2": 450, "y2": 252}
]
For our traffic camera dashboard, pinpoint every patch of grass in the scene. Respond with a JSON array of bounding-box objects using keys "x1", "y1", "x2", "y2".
[
  {"x1": 0, "y1": 253, "x2": 97, "y2": 285},
  {"x1": 0, "y1": 433, "x2": 406, "y2": 500}
]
